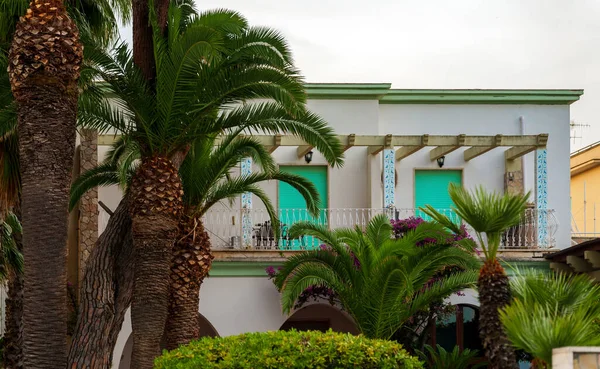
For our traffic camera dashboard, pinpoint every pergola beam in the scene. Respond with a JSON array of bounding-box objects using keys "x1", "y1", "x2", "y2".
[
  {"x1": 430, "y1": 134, "x2": 466, "y2": 161},
  {"x1": 267, "y1": 134, "x2": 282, "y2": 153},
  {"x1": 343, "y1": 134, "x2": 356, "y2": 152},
  {"x1": 396, "y1": 135, "x2": 429, "y2": 161},
  {"x1": 464, "y1": 134, "x2": 503, "y2": 161},
  {"x1": 505, "y1": 146, "x2": 536, "y2": 161},
  {"x1": 297, "y1": 145, "x2": 314, "y2": 159},
  {"x1": 99, "y1": 134, "x2": 546, "y2": 147},
  {"x1": 368, "y1": 134, "x2": 393, "y2": 156}
]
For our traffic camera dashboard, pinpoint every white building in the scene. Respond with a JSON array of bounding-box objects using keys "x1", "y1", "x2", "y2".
[{"x1": 87, "y1": 84, "x2": 582, "y2": 368}]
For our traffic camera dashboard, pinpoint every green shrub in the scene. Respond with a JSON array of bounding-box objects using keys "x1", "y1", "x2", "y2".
[{"x1": 154, "y1": 330, "x2": 423, "y2": 369}]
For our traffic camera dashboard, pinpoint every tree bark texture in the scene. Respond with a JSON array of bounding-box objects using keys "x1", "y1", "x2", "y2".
[
  {"x1": 478, "y1": 259, "x2": 519, "y2": 369},
  {"x1": 3, "y1": 201, "x2": 23, "y2": 369},
  {"x1": 8, "y1": 1, "x2": 83, "y2": 367},
  {"x1": 67, "y1": 198, "x2": 134, "y2": 369},
  {"x1": 164, "y1": 216, "x2": 212, "y2": 350},
  {"x1": 15, "y1": 81, "x2": 77, "y2": 368},
  {"x1": 129, "y1": 157, "x2": 183, "y2": 369},
  {"x1": 132, "y1": 0, "x2": 170, "y2": 82}
]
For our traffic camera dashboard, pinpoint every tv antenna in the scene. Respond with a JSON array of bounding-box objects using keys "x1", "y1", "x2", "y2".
[{"x1": 571, "y1": 120, "x2": 590, "y2": 146}]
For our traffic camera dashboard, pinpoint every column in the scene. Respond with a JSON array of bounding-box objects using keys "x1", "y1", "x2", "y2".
[
  {"x1": 78, "y1": 129, "x2": 99, "y2": 283},
  {"x1": 383, "y1": 148, "x2": 396, "y2": 217},
  {"x1": 536, "y1": 148, "x2": 548, "y2": 247},
  {"x1": 241, "y1": 157, "x2": 253, "y2": 248}
]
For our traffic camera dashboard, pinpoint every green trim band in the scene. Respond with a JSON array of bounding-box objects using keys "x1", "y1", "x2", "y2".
[
  {"x1": 209, "y1": 261, "x2": 283, "y2": 277},
  {"x1": 207, "y1": 259, "x2": 550, "y2": 277},
  {"x1": 98, "y1": 80, "x2": 583, "y2": 105}
]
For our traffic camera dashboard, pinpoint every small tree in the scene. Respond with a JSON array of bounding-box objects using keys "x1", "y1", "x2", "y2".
[
  {"x1": 500, "y1": 271, "x2": 600, "y2": 368},
  {"x1": 422, "y1": 184, "x2": 529, "y2": 369},
  {"x1": 274, "y1": 215, "x2": 479, "y2": 340}
]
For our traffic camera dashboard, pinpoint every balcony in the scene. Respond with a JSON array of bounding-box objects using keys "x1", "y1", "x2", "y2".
[{"x1": 201, "y1": 208, "x2": 558, "y2": 251}]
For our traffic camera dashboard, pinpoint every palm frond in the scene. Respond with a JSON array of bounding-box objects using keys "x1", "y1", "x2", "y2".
[{"x1": 69, "y1": 162, "x2": 120, "y2": 211}]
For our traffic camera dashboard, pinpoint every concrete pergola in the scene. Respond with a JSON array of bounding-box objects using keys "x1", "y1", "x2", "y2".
[{"x1": 98, "y1": 133, "x2": 550, "y2": 246}]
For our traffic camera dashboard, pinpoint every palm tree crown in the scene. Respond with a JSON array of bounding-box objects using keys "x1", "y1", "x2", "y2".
[
  {"x1": 500, "y1": 271, "x2": 600, "y2": 367},
  {"x1": 274, "y1": 215, "x2": 479, "y2": 340}
]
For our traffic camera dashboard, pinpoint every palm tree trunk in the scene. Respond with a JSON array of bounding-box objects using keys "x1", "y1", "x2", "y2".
[
  {"x1": 164, "y1": 216, "x2": 213, "y2": 350},
  {"x1": 67, "y1": 197, "x2": 134, "y2": 369},
  {"x1": 8, "y1": 1, "x2": 82, "y2": 367},
  {"x1": 129, "y1": 156, "x2": 183, "y2": 369},
  {"x1": 478, "y1": 259, "x2": 519, "y2": 369},
  {"x1": 132, "y1": 0, "x2": 170, "y2": 82}
]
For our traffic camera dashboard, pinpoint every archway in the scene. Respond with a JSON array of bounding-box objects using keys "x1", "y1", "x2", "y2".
[
  {"x1": 118, "y1": 313, "x2": 220, "y2": 369},
  {"x1": 278, "y1": 304, "x2": 359, "y2": 334}
]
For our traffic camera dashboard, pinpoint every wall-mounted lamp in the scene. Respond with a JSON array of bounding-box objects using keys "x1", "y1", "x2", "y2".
[
  {"x1": 437, "y1": 156, "x2": 445, "y2": 168},
  {"x1": 304, "y1": 150, "x2": 313, "y2": 164},
  {"x1": 508, "y1": 172, "x2": 514, "y2": 181}
]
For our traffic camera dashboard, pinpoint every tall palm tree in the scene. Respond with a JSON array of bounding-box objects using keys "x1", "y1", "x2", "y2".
[
  {"x1": 78, "y1": 7, "x2": 344, "y2": 366},
  {"x1": 7, "y1": 1, "x2": 83, "y2": 367},
  {"x1": 274, "y1": 215, "x2": 479, "y2": 340},
  {"x1": 0, "y1": 1, "x2": 130, "y2": 367},
  {"x1": 422, "y1": 184, "x2": 529, "y2": 369},
  {"x1": 70, "y1": 133, "x2": 325, "y2": 350},
  {"x1": 500, "y1": 271, "x2": 600, "y2": 369}
]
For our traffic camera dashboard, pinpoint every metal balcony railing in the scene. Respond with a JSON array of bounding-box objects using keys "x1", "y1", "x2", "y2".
[{"x1": 200, "y1": 208, "x2": 557, "y2": 250}]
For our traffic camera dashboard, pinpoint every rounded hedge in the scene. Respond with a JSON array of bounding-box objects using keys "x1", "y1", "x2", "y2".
[{"x1": 154, "y1": 330, "x2": 422, "y2": 369}]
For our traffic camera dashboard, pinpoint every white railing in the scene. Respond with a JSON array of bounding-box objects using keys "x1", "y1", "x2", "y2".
[{"x1": 202, "y1": 208, "x2": 558, "y2": 250}]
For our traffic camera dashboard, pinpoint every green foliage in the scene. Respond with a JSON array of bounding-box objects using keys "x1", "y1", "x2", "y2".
[
  {"x1": 417, "y1": 345, "x2": 486, "y2": 369},
  {"x1": 0, "y1": 212, "x2": 23, "y2": 278},
  {"x1": 500, "y1": 271, "x2": 600, "y2": 366},
  {"x1": 154, "y1": 330, "x2": 423, "y2": 369},
  {"x1": 421, "y1": 184, "x2": 529, "y2": 260},
  {"x1": 80, "y1": 5, "x2": 344, "y2": 164},
  {"x1": 274, "y1": 215, "x2": 479, "y2": 339}
]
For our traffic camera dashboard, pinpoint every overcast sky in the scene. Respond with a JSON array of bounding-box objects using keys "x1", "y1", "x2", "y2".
[{"x1": 121, "y1": 0, "x2": 600, "y2": 151}]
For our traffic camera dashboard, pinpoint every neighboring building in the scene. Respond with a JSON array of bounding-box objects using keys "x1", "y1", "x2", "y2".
[
  {"x1": 570, "y1": 141, "x2": 600, "y2": 239},
  {"x1": 73, "y1": 84, "x2": 582, "y2": 368}
]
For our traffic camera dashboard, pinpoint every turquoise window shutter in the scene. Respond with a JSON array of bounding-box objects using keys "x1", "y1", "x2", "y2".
[
  {"x1": 278, "y1": 166, "x2": 328, "y2": 249},
  {"x1": 415, "y1": 170, "x2": 462, "y2": 221}
]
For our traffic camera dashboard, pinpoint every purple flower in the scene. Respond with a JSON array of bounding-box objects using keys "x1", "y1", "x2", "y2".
[{"x1": 265, "y1": 266, "x2": 276, "y2": 277}]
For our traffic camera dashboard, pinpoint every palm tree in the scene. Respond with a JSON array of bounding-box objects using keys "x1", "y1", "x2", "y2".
[
  {"x1": 500, "y1": 271, "x2": 600, "y2": 369},
  {"x1": 7, "y1": 1, "x2": 83, "y2": 367},
  {"x1": 0, "y1": 1, "x2": 130, "y2": 367},
  {"x1": 70, "y1": 133, "x2": 325, "y2": 350},
  {"x1": 422, "y1": 184, "x2": 529, "y2": 369},
  {"x1": 274, "y1": 215, "x2": 479, "y2": 340},
  {"x1": 77, "y1": 6, "x2": 343, "y2": 366},
  {"x1": 165, "y1": 134, "x2": 327, "y2": 349}
]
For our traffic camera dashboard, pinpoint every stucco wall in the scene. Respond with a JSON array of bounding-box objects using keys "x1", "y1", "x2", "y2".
[{"x1": 571, "y1": 167, "x2": 600, "y2": 235}]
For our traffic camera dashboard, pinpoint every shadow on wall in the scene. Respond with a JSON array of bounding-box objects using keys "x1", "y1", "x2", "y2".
[
  {"x1": 119, "y1": 313, "x2": 219, "y2": 369},
  {"x1": 279, "y1": 303, "x2": 359, "y2": 335}
]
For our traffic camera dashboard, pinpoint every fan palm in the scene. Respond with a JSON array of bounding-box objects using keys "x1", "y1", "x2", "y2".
[
  {"x1": 77, "y1": 5, "x2": 343, "y2": 366},
  {"x1": 421, "y1": 184, "x2": 529, "y2": 369},
  {"x1": 500, "y1": 271, "x2": 600, "y2": 368},
  {"x1": 417, "y1": 345, "x2": 487, "y2": 369},
  {"x1": 274, "y1": 215, "x2": 479, "y2": 340}
]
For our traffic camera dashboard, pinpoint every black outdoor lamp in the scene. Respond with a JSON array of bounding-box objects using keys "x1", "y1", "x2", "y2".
[
  {"x1": 437, "y1": 155, "x2": 445, "y2": 168},
  {"x1": 304, "y1": 150, "x2": 313, "y2": 164}
]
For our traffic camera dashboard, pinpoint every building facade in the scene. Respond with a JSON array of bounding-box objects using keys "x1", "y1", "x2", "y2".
[
  {"x1": 570, "y1": 141, "x2": 600, "y2": 239},
  {"x1": 79, "y1": 84, "x2": 582, "y2": 367}
]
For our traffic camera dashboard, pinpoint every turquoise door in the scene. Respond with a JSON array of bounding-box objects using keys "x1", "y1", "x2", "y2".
[
  {"x1": 279, "y1": 166, "x2": 328, "y2": 249},
  {"x1": 415, "y1": 170, "x2": 462, "y2": 221}
]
